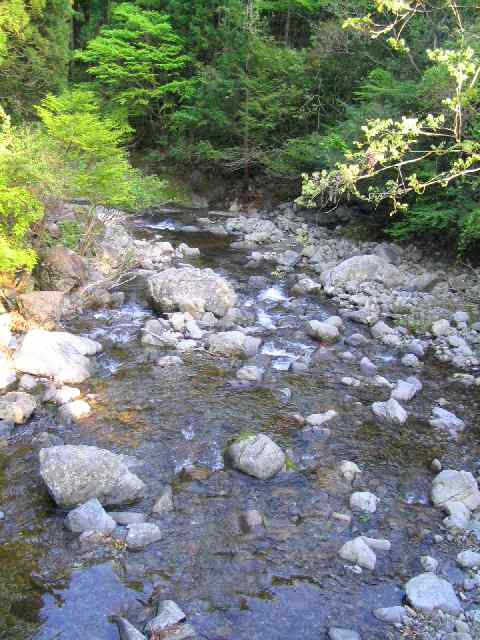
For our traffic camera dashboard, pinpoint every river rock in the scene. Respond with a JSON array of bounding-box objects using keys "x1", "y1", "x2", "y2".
[
  {"x1": 142, "y1": 320, "x2": 180, "y2": 348},
  {"x1": 372, "y1": 398, "x2": 408, "y2": 425},
  {"x1": 405, "y1": 573, "x2": 462, "y2": 615},
  {"x1": 39, "y1": 445, "x2": 145, "y2": 508},
  {"x1": 38, "y1": 246, "x2": 87, "y2": 292},
  {"x1": 228, "y1": 433, "x2": 285, "y2": 480},
  {"x1": 306, "y1": 320, "x2": 339, "y2": 342},
  {"x1": 58, "y1": 399, "x2": 91, "y2": 423},
  {"x1": 429, "y1": 407, "x2": 465, "y2": 434},
  {"x1": 0, "y1": 354, "x2": 16, "y2": 391},
  {"x1": 18, "y1": 291, "x2": 66, "y2": 329},
  {"x1": 113, "y1": 616, "x2": 147, "y2": 640},
  {"x1": 208, "y1": 331, "x2": 260, "y2": 357},
  {"x1": 64, "y1": 498, "x2": 116, "y2": 534},
  {"x1": 306, "y1": 410, "x2": 337, "y2": 427},
  {"x1": 14, "y1": 329, "x2": 101, "y2": 384},
  {"x1": 431, "y1": 470, "x2": 480, "y2": 511},
  {"x1": 126, "y1": 522, "x2": 161, "y2": 550},
  {"x1": 443, "y1": 501, "x2": 471, "y2": 529},
  {"x1": 145, "y1": 600, "x2": 186, "y2": 634},
  {"x1": 236, "y1": 365, "x2": 264, "y2": 382},
  {"x1": 340, "y1": 461, "x2": 361, "y2": 482},
  {"x1": 401, "y1": 353, "x2": 421, "y2": 368},
  {"x1": 43, "y1": 384, "x2": 81, "y2": 405},
  {"x1": 339, "y1": 536, "x2": 376, "y2": 570},
  {"x1": 239, "y1": 509, "x2": 263, "y2": 532},
  {"x1": 361, "y1": 536, "x2": 391, "y2": 551},
  {"x1": 350, "y1": 491, "x2": 378, "y2": 513},
  {"x1": 321, "y1": 255, "x2": 403, "y2": 291},
  {"x1": 0, "y1": 391, "x2": 36, "y2": 424},
  {"x1": 457, "y1": 550, "x2": 480, "y2": 569},
  {"x1": 291, "y1": 277, "x2": 320, "y2": 296},
  {"x1": 328, "y1": 629, "x2": 361, "y2": 640},
  {"x1": 421, "y1": 556, "x2": 439, "y2": 573},
  {"x1": 148, "y1": 267, "x2": 236, "y2": 317},
  {"x1": 432, "y1": 319, "x2": 453, "y2": 337},
  {"x1": 391, "y1": 377, "x2": 422, "y2": 402},
  {"x1": 345, "y1": 333, "x2": 369, "y2": 347},
  {"x1": 109, "y1": 511, "x2": 147, "y2": 525},
  {"x1": 373, "y1": 606, "x2": 409, "y2": 625},
  {"x1": 360, "y1": 357, "x2": 377, "y2": 377},
  {"x1": 152, "y1": 485, "x2": 174, "y2": 513}
]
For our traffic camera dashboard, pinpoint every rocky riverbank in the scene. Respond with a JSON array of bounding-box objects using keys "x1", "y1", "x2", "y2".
[{"x1": 0, "y1": 202, "x2": 479, "y2": 639}]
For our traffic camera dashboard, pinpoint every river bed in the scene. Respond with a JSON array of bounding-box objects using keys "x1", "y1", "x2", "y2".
[{"x1": 0, "y1": 209, "x2": 479, "y2": 640}]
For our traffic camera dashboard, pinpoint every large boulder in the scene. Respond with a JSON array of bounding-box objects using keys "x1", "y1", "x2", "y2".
[
  {"x1": 405, "y1": 573, "x2": 461, "y2": 615},
  {"x1": 14, "y1": 329, "x2": 102, "y2": 384},
  {"x1": 38, "y1": 246, "x2": 88, "y2": 292},
  {"x1": 18, "y1": 291, "x2": 67, "y2": 329},
  {"x1": 228, "y1": 434, "x2": 286, "y2": 480},
  {"x1": 148, "y1": 267, "x2": 237, "y2": 317},
  {"x1": 321, "y1": 255, "x2": 403, "y2": 291},
  {"x1": 431, "y1": 470, "x2": 480, "y2": 511},
  {"x1": 39, "y1": 445, "x2": 145, "y2": 508}
]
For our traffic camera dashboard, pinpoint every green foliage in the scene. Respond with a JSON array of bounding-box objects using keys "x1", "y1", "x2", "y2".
[
  {"x1": 75, "y1": 3, "x2": 192, "y2": 132},
  {"x1": 36, "y1": 89, "x2": 167, "y2": 210},
  {"x1": 300, "y1": 1, "x2": 480, "y2": 254},
  {"x1": 0, "y1": 89, "x2": 167, "y2": 275},
  {"x1": 0, "y1": 0, "x2": 71, "y2": 118}
]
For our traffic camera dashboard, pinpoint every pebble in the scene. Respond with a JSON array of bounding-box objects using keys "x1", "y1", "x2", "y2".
[
  {"x1": 339, "y1": 460, "x2": 361, "y2": 482},
  {"x1": 421, "y1": 555, "x2": 439, "y2": 573},
  {"x1": 152, "y1": 485, "x2": 174, "y2": 513}
]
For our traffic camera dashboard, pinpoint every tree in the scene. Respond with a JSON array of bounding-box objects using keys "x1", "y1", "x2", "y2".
[
  {"x1": 0, "y1": 89, "x2": 166, "y2": 274},
  {"x1": 75, "y1": 2, "x2": 192, "y2": 139},
  {"x1": 0, "y1": 0, "x2": 71, "y2": 118},
  {"x1": 299, "y1": 0, "x2": 480, "y2": 252}
]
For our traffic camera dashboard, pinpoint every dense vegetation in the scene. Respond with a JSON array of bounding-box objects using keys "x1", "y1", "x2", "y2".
[{"x1": 0, "y1": 1, "x2": 480, "y2": 272}]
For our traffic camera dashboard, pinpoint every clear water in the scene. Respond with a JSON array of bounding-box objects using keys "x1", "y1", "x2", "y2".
[{"x1": 0, "y1": 209, "x2": 479, "y2": 640}]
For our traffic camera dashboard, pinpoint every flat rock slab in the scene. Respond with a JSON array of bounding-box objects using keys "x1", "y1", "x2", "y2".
[{"x1": 40, "y1": 445, "x2": 145, "y2": 508}]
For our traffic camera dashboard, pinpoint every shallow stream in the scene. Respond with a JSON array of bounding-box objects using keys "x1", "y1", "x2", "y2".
[{"x1": 0, "y1": 210, "x2": 479, "y2": 639}]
